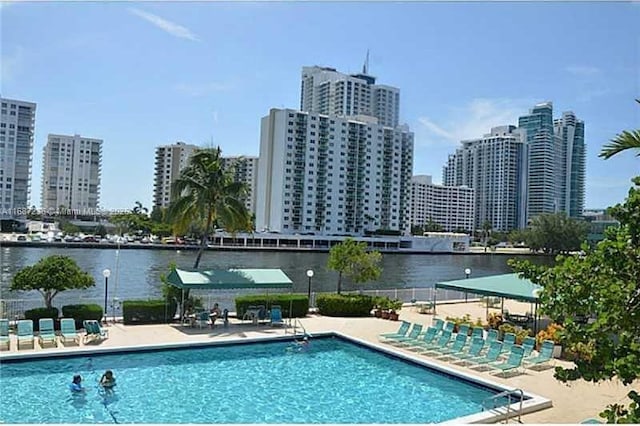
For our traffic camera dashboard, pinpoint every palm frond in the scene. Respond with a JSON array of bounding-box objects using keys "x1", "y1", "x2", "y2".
[{"x1": 599, "y1": 130, "x2": 640, "y2": 159}]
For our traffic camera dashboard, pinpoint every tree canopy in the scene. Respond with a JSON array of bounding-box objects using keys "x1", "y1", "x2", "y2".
[
  {"x1": 10, "y1": 255, "x2": 95, "y2": 308},
  {"x1": 167, "y1": 146, "x2": 251, "y2": 268},
  {"x1": 510, "y1": 176, "x2": 640, "y2": 422},
  {"x1": 327, "y1": 238, "x2": 382, "y2": 294},
  {"x1": 520, "y1": 212, "x2": 589, "y2": 254},
  {"x1": 599, "y1": 99, "x2": 640, "y2": 160}
]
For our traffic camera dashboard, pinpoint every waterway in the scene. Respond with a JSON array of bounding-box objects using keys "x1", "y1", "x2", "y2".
[{"x1": 0, "y1": 246, "x2": 553, "y2": 308}]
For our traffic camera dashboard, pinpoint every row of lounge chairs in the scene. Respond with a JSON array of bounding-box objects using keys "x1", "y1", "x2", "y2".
[
  {"x1": 379, "y1": 320, "x2": 555, "y2": 377},
  {"x1": 0, "y1": 318, "x2": 109, "y2": 350}
]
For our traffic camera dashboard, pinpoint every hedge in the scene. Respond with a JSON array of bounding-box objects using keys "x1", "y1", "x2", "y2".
[
  {"x1": 24, "y1": 307, "x2": 60, "y2": 331},
  {"x1": 316, "y1": 294, "x2": 376, "y2": 317},
  {"x1": 122, "y1": 299, "x2": 177, "y2": 324},
  {"x1": 235, "y1": 294, "x2": 308, "y2": 319},
  {"x1": 62, "y1": 304, "x2": 103, "y2": 330}
]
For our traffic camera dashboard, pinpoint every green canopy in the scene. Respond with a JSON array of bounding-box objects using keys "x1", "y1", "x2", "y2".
[
  {"x1": 436, "y1": 273, "x2": 542, "y2": 303},
  {"x1": 167, "y1": 268, "x2": 293, "y2": 290}
]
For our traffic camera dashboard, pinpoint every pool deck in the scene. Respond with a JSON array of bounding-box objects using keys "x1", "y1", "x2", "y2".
[{"x1": 1, "y1": 299, "x2": 635, "y2": 424}]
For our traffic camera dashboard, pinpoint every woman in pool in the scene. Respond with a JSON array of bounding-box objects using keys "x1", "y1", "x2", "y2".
[
  {"x1": 69, "y1": 375, "x2": 85, "y2": 392},
  {"x1": 100, "y1": 370, "x2": 116, "y2": 389}
]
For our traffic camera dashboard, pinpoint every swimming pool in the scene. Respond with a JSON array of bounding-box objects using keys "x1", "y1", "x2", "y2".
[{"x1": 0, "y1": 335, "x2": 537, "y2": 423}]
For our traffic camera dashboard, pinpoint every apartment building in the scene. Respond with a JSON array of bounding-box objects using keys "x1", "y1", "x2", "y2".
[
  {"x1": 256, "y1": 108, "x2": 414, "y2": 236},
  {"x1": 221, "y1": 156, "x2": 259, "y2": 215},
  {"x1": 443, "y1": 125, "x2": 526, "y2": 231},
  {"x1": 410, "y1": 175, "x2": 475, "y2": 233},
  {"x1": 41, "y1": 134, "x2": 102, "y2": 211},
  {"x1": 554, "y1": 111, "x2": 586, "y2": 218},
  {"x1": 152, "y1": 142, "x2": 199, "y2": 210},
  {"x1": 0, "y1": 97, "x2": 36, "y2": 216},
  {"x1": 300, "y1": 65, "x2": 400, "y2": 127}
]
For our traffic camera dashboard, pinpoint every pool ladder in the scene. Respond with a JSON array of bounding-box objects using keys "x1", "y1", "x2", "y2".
[
  {"x1": 482, "y1": 388, "x2": 524, "y2": 424},
  {"x1": 286, "y1": 318, "x2": 308, "y2": 337}
]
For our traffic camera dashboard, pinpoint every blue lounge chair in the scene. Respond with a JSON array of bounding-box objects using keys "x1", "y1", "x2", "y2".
[
  {"x1": 417, "y1": 330, "x2": 453, "y2": 354},
  {"x1": 468, "y1": 341, "x2": 503, "y2": 367},
  {"x1": 379, "y1": 321, "x2": 410, "y2": 341},
  {"x1": 521, "y1": 336, "x2": 536, "y2": 358},
  {"x1": 443, "y1": 321, "x2": 455, "y2": 333},
  {"x1": 435, "y1": 333, "x2": 468, "y2": 358},
  {"x1": 525, "y1": 340, "x2": 555, "y2": 369},
  {"x1": 38, "y1": 318, "x2": 57, "y2": 347},
  {"x1": 457, "y1": 324, "x2": 470, "y2": 337},
  {"x1": 60, "y1": 318, "x2": 80, "y2": 345},
  {"x1": 485, "y1": 328, "x2": 499, "y2": 345},
  {"x1": 432, "y1": 318, "x2": 444, "y2": 331},
  {"x1": 0, "y1": 318, "x2": 9, "y2": 350},
  {"x1": 580, "y1": 418, "x2": 603, "y2": 424},
  {"x1": 83, "y1": 320, "x2": 109, "y2": 343},
  {"x1": 17, "y1": 319, "x2": 34, "y2": 349},
  {"x1": 389, "y1": 324, "x2": 423, "y2": 345},
  {"x1": 489, "y1": 345, "x2": 525, "y2": 377},
  {"x1": 500, "y1": 332, "x2": 516, "y2": 354},
  {"x1": 471, "y1": 327, "x2": 484, "y2": 340},
  {"x1": 452, "y1": 337, "x2": 485, "y2": 362},
  {"x1": 406, "y1": 327, "x2": 438, "y2": 351},
  {"x1": 270, "y1": 306, "x2": 285, "y2": 327}
]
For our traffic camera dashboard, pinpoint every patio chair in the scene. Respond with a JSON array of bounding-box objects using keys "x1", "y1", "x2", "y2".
[
  {"x1": 521, "y1": 336, "x2": 536, "y2": 358},
  {"x1": 524, "y1": 340, "x2": 555, "y2": 369},
  {"x1": 0, "y1": 318, "x2": 9, "y2": 350},
  {"x1": 379, "y1": 321, "x2": 410, "y2": 341},
  {"x1": 467, "y1": 341, "x2": 503, "y2": 367},
  {"x1": 195, "y1": 311, "x2": 210, "y2": 329},
  {"x1": 435, "y1": 333, "x2": 468, "y2": 358},
  {"x1": 457, "y1": 324, "x2": 470, "y2": 337},
  {"x1": 471, "y1": 327, "x2": 484, "y2": 340},
  {"x1": 500, "y1": 332, "x2": 516, "y2": 354},
  {"x1": 580, "y1": 418, "x2": 603, "y2": 424},
  {"x1": 390, "y1": 324, "x2": 423, "y2": 346},
  {"x1": 432, "y1": 318, "x2": 444, "y2": 331},
  {"x1": 406, "y1": 326, "x2": 438, "y2": 351},
  {"x1": 17, "y1": 319, "x2": 34, "y2": 349},
  {"x1": 443, "y1": 321, "x2": 455, "y2": 333},
  {"x1": 83, "y1": 320, "x2": 109, "y2": 343},
  {"x1": 270, "y1": 306, "x2": 285, "y2": 327},
  {"x1": 60, "y1": 318, "x2": 80, "y2": 345},
  {"x1": 451, "y1": 337, "x2": 485, "y2": 363},
  {"x1": 38, "y1": 318, "x2": 58, "y2": 347},
  {"x1": 485, "y1": 328, "x2": 499, "y2": 345},
  {"x1": 488, "y1": 345, "x2": 525, "y2": 377},
  {"x1": 416, "y1": 330, "x2": 452, "y2": 354}
]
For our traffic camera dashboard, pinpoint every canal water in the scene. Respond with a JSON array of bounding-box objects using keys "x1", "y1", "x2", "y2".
[{"x1": 0, "y1": 246, "x2": 552, "y2": 313}]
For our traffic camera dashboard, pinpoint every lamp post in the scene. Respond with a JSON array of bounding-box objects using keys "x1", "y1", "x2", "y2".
[
  {"x1": 102, "y1": 269, "x2": 111, "y2": 324},
  {"x1": 464, "y1": 268, "x2": 471, "y2": 302},
  {"x1": 306, "y1": 269, "x2": 314, "y2": 308}
]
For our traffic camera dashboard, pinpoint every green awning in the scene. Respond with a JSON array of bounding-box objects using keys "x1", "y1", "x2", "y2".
[
  {"x1": 436, "y1": 273, "x2": 542, "y2": 303},
  {"x1": 167, "y1": 268, "x2": 293, "y2": 290}
]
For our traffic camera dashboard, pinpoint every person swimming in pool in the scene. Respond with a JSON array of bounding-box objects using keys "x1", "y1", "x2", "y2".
[
  {"x1": 100, "y1": 370, "x2": 116, "y2": 389},
  {"x1": 69, "y1": 375, "x2": 85, "y2": 392}
]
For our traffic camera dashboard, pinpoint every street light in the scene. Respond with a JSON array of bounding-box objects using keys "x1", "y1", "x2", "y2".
[
  {"x1": 102, "y1": 269, "x2": 111, "y2": 324},
  {"x1": 306, "y1": 269, "x2": 314, "y2": 307},
  {"x1": 464, "y1": 268, "x2": 471, "y2": 303}
]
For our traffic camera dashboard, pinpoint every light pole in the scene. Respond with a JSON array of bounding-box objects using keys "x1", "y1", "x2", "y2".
[
  {"x1": 306, "y1": 269, "x2": 314, "y2": 308},
  {"x1": 464, "y1": 268, "x2": 471, "y2": 303},
  {"x1": 102, "y1": 269, "x2": 111, "y2": 324}
]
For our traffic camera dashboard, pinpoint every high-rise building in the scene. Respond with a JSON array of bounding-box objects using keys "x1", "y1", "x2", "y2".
[
  {"x1": 443, "y1": 125, "x2": 526, "y2": 232},
  {"x1": 256, "y1": 108, "x2": 413, "y2": 236},
  {"x1": 410, "y1": 175, "x2": 475, "y2": 233},
  {"x1": 0, "y1": 97, "x2": 36, "y2": 216},
  {"x1": 152, "y1": 142, "x2": 199, "y2": 210},
  {"x1": 41, "y1": 134, "x2": 102, "y2": 211},
  {"x1": 554, "y1": 111, "x2": 585, "y2": 218},
  {"x1": 300, "y1": 65, "x2": 400, "y2": 127},
  {"x1": 221, "y1": 156, "x2": 259, "y2": 215}
]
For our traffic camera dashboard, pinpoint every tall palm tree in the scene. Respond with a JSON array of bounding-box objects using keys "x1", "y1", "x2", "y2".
[
  {"x1": 599, "y1": 99, "x2": 640, "y2": 159},
  {"x1": 167, "y1": 147, "x2": 251, "y2": 269}
]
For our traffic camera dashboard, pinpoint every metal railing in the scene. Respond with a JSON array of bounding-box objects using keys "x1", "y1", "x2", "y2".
[{"x1": 482, "y1": 388, "x2": 525, "y2": 423}]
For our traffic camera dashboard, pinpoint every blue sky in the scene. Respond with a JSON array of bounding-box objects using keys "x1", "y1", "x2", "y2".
[{"x1": 1, "y1": 1, "x2": 638, "y2": 211}]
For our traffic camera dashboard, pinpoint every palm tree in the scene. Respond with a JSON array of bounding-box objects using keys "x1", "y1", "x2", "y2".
[
  {"x1": 167, "y1": 147, "x2": 251, "y2": 269},
  {"x1": 599, "y1": 99, "x2": 640, "y2": 159}
]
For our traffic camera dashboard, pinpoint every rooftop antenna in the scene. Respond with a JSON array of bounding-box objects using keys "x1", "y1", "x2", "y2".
[{"x1": 363, "y1": 49, "x2": 370, "y2": 75}]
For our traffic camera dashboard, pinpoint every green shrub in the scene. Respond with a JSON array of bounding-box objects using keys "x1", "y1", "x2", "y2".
[
  {"x1": 316, "y1": 294, "x2": 375, "y2": 317},
  {"x1": 62, "y1": 304, "x2": 103, "y2": 329},
  {"x1": 235, "y1": 294, "x2": 308, "y2": 319},
  {"x1": 122, "y1": 299, "x2": 177, "y2": 324},
  {"x1": 24, "y1": 307, "x2": 60, "y2": 331}
]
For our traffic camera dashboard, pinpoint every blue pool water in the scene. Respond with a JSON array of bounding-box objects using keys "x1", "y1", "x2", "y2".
[{"x1": 0, "y1": 337, "x2": 511, "y2": 423}]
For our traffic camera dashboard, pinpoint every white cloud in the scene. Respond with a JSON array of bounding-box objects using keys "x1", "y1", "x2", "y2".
[
  {"x1": 174, "y1": 82, "x2": 233, "y2": 96},
  {"x1": 129, "y1": 8, "x2": 199, "y2": 42},
  {"x1": 416, "y1": 98, "x2": 535, "y2": 147},
  {"x1": 564, "y1": 65, "x2": 601, "y2": 77}
]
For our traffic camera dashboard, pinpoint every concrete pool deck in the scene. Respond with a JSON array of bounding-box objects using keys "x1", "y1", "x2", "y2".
[{"x1": 0, "y1": 300, "x2": 635, "y2": 424}]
